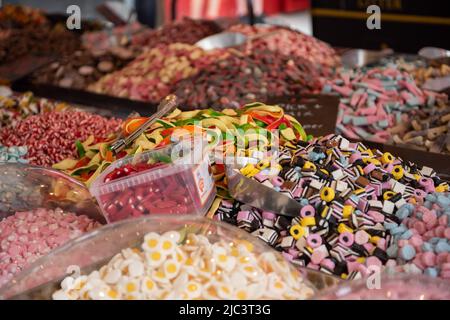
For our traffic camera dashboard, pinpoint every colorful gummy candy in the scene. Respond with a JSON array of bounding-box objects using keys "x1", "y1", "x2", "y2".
[{"x1": 214, "y1": 134, "x2": 448, "y2": 279}]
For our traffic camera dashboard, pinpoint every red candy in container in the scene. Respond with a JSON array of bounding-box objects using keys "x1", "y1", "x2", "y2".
[{"x1": 90, "y1": 138, "x2": 216, "y2": 223}]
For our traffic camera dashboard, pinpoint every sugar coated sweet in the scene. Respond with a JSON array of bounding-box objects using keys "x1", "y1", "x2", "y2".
[{"x1": 0, "y1": 208, "x2": 101, "y2": 288}]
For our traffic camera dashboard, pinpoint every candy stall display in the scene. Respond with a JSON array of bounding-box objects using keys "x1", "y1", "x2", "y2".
[
  {"x1": 0, "y1": 216, "x2": 322, "y2": 300},
  {"x1": 0, "y1": 110, "x2": 122, "y2": 167},
  {"x1": 1, "y1": 3, "x2": 450, "y2": 301},
  {"x1": 214, "y1": 134, "x2": 449, "y2": 279}
]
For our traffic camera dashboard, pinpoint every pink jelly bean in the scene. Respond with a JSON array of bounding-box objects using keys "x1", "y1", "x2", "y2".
[
  {"x1": 444, "y1": 228, "x2": 450, "y2": 240},
  {"x1": 421, "y1": 252, "x2": 436, "y2": 267}
]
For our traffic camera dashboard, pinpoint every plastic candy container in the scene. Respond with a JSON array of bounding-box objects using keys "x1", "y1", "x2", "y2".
[
  {"x1": 315, "y1": 273, "x2": 450, "y2": 300},
  {"x1": 0, "y1": 216, "x2": 322, "y2": 300},
  {"x1": 0, "y1": 163, "x2": 104, "y2": 287},
  {"x1": 90, "y1": 139, "x2": 216, "y2": 222}
]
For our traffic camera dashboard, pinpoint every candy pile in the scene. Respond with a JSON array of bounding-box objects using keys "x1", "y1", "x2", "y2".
[
  {"x1": 228, "y1": 24, "x2": 340, "y2": 71},
  {"x1": 0, "y1": 4, "x2": 48, "y2": 29},
  {"x1": 0, "y1": 24, "x2": 81, "y2": 64},
  {"x1": 324, "y1": 65, "x2": 448, "y2": 143},
  {"x1": 53, "y1": 103, "x2": 307, "y2": 188},
  {"x1": 0, "y1": 145, "x2": 28, "y2": 163},
  {"x1": 0, "y1": 111, "x2": 122, "y2": 166},
  {"x1": 89, "y1": 43, "x2": 228, "y2": 102},
  {"x1": 132, "y1": 17, "x2": 222, "y2": 48},
  {"x1": 0, "y1": 92, "x2": 68, "y2": 129},
  {"x1": 0, "y1": 208, "x2": 101, "y2": 288},
  {"x1": 384, "y1": 192, "x2": 450, "y2": 279},
  {"x1": 390, "y1": 105, "x2": 450, "y2": 154},
  {"x1": 31, "y1": 47, "x2": 138, "y2": 90},
  {"x1": 52, "y1": 230, "x2": 315, "y2": 300},
  {"x1": 175, "y1": 49, "x2": 323, "y2": 109},
  {"x1": 214, "y1": 134, "x2": 448, "y2": 279},
  {"x1": 384, "y1": 58, "x2": 450, "y2": 88}
]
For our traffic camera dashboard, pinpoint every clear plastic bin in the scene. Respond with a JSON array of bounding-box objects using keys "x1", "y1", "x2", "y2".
[
  {"x1": 90, "y1": 139, "x2": 216, "y2": 223},
  {"x1": 0, "y1": 163, "x2": 104, "y2": 223},
  {"x1": 315, "y1": 273, "x2": 450, "y2": 300},
  {"x1": 0, "y1": 215, "x2": 336, "y2": 300}
]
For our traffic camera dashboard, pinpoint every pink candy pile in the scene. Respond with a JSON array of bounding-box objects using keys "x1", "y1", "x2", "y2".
[
  {"x1": 228, "y1": 24, "x2": 340, "y2": 72},
  {"x1": 385, "y1": 193, "x2": 450, "y2": 279},
  {"x1": 0, "y1": 111, "x2": 122, "y2": 167},
  {"x1": 0, "y1": 208, "x2": 102, "y2": 287}
]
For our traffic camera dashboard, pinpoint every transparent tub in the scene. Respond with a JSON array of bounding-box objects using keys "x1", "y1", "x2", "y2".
[
  {"x1": 0, "y1": 163, "x2": 104, "y2": 223},
  {"x1": 315, "y1": 273, "x2": 450, "y2": 300},
  {"x1": 90, "y1": 139, "x2": 216, "y2": 223},
  {"x1": 0, "y1": 215, "x2": 340, "y2": 300}
]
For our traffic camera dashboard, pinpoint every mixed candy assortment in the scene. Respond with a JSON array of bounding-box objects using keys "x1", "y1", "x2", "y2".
[
  {"x1": 52, "y1": 229, "x2": 315, "y2": 300},
  {"x1": 53, "y1": 103, "x2": 307, "y2": 189},
  {"x1": 0, "y1": 92, "x2": 68, "y2": 129},
  {"x1": 0, "y1": 208, "x2": 101, "y2": 288},
  {"x1": 214, "y1": 134, "x2": 449, "y2": 279},
  {"x1": 385, "y1": 192, "x2": 450, "y2": 279},
  {"x1": 89, "y1": 43, "x2": 229, "y2": 103},
  {"x1": 131, "y1": 17, "x2": 222, "y2": 48},
  {"x1": 175, "y1": 48, "x2": 323, "y2": 109}
]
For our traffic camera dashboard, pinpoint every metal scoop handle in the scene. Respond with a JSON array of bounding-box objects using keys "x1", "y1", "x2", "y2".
[{"x1": 110, "y1": 95, "x2": 178, "y2": 154}]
